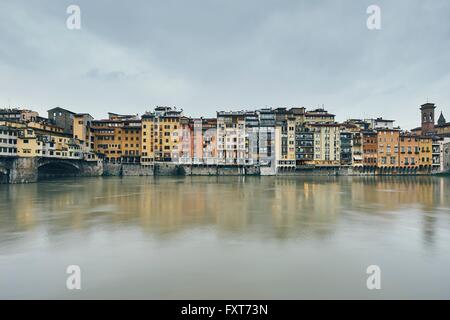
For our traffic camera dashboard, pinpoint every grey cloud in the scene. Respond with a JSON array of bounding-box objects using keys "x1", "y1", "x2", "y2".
[
  {"x1": 0, "y1": 0, "x2": 449, "y2": 128},
  {"x1": 84, "y1": 68, "x2": 127, "y2": 81}
]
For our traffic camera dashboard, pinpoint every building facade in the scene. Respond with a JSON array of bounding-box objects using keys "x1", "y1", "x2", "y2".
[
  {"x1": 141, "y1": 112, "x2": 156, "y2": 165},
  {"x1": 154, "y1": 108, "x2": 182, "y2": 162},
  {"x1": 0, "y1": 126, "x2": 18, "y2": 157},
  {"x1": 73, "y1": 113, "x2": 93, "y2": 152},
  {"x1": 377, "y1": 129, "x2": 400, "y2": 168},
  {"x1": 363, "y1": 131, "x2": 378, "y2": 168},
  {"x1": 2, "y1": 103, "x2": 450, "y2": 175},
  {"x1": 311, "y1": 123, "x2": 341, "y2": 166},
  {"x1": 48, "y1": 107, "x2": 75, "y2": 134},
  {"x1": 217, "y1": 111, "x2": 246, "y2": 165}
]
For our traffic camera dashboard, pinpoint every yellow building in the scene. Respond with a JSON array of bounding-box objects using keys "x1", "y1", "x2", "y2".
[
  {"x1": 121, "y1": 120, "x2": 141, "y2": 163},
  {"x1": 141, "y1": 113, "x2": 156, "y2": 165},
  {"x1": 17, "y1": 128, "x2": 39, "y2": 157},
  {"x1": 73, "y1": 113, "x2": 93, "y2": 151},
  {"x1": 17, "y1": 125, "x2": 83, "y2": 159},
  {"x1": 0, "y1": 120, "x2": 26, "y2": 129},
  {"x1": 28, "y1": 120, "x2": 64, "y2": 134},
  {"x1": 418, "y1": 136, "x2": 433, "y2": 167},
  {"x1": 153, "y1": 107, "x2": 182, "y2": 162},
  {"x1": 399, "y1": 134, "x2": 420, "y2": 167},
  {"x1": 275, "y1": 117, "x2": 296, "y2": 170}
]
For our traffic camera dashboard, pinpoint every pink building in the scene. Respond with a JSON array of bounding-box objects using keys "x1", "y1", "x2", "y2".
[{"x1": 179, "y1": 117, "x2": 217, "y2": 164}]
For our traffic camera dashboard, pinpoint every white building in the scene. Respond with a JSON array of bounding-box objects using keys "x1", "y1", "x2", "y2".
[
  {"x1": 217, "y1": 111, "x2": 247, "y2": 165},
  {"x1": 0, "y1": 126, "x2": 18, "y2": 156},
  {"x1": 274, "y1": 122, "x2": 296, "y2": 171},
  {"x1": 366, "y1": 118, "x2": 395, "y2": 130},
  {"x1": 311, "y1": 123, "x2": 341, "y2": 166},
  {"x1": 440, "y1": 138, "x2": 450, "y2": 172}
]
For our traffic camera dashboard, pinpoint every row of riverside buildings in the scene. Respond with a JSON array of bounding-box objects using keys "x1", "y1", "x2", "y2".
[{"x1": 1, "y1": 103, "x2": 450, "y2": 174}]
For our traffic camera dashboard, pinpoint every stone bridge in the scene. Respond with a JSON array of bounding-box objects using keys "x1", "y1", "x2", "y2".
[
  {"x1": 0, "y1": 157, "x2": 103, "y2": 184},
  {"x1": 0, "y1": 156, "x2": 15, "y2": 184}
]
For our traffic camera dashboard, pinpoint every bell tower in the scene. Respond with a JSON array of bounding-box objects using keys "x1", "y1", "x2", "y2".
[{"x1": 420, "y1": 102, "x2": 436, "y2": 135}]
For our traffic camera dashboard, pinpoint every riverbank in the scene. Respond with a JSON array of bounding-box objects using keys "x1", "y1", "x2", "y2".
[{"x1": 1, "y1": 158, "x2": 446, "y2": 184}]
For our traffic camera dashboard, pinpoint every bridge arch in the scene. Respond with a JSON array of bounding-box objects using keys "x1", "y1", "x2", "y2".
[
  {"x1": 0, "y1": 165, "x2": 8, "y2": 183},
  {"x1": 37, "y1": 159, "x2": 80, "y2": 180}
]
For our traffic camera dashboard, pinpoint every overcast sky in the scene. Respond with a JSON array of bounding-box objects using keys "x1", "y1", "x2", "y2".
[{"x1": 0, "y1": 0, "x2": 449, "y2": 129}]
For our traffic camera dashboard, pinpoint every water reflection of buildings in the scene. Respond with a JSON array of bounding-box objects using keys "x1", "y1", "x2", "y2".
[
  {"x1": 349, "y1": 176, "x2": 440, "y2": 212},
  {"x1": 270, "y1": 177, "x2": 342, "y2": 239},
  {"x1": 0, "y1": 177, "x2": 449, "y2": 245}
]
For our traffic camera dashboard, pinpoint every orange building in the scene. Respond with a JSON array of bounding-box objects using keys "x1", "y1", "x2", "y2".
[
  {"x1": 90, "y1": 114, "x2": 141, "y2": 163},
  {"x1": 399, "y1": 134, "x2": 433, "y2": 170},
  {"x1": 362, "y1": 131, "x2": 377, "y2": 167},
  {"x1": 121, "y1": 121, "x2": 141, "y2": 163},
  {"x1": 377, "y1": 129, "x2": 400, "y2": 167}
]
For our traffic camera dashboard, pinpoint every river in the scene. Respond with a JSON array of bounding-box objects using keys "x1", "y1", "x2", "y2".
[{"x1": 1, "y1": 176, "x2": 449, "y2": 299}]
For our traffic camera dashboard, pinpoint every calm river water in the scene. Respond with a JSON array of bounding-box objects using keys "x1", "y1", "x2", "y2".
[{"x1": 1, "y1": 176, "x2": 450, "y2": 299}]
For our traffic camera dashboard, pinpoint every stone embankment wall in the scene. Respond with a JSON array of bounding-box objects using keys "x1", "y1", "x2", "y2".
[
  {"x1": 0, "y1": 157, "x2": 39, "y2": 184},
  {"x1": 102, "y1": 163, "x2": 122, "y2": 176},
  {"x1": 276, "y1": 166, "x2": 437, "y2": 176},
  {"x1": 9, "y1": 158, "x2": 38, "y2": 183},
  {"x1": 80, "y1": 161, "x2": 104, "y2": 177},
  {"x1": 103, "y1": 163, "x2": 154, "y2": 176},
  {"x1": 122, "y1": 164, "x2": 154, "y2": 176},
  {"x1": 154, "y1": 163, "x2": 184, "y2": 176},
  {"x1": 1, "y1": 156, "x2": 446, "y2": 184},
  {"x1": 100, "y1": 163, "x2": 261, "y2": 176}
]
